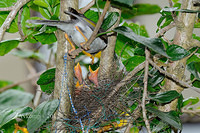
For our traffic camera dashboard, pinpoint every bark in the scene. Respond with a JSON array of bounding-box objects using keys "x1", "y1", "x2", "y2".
[
  {"x1": 160, "y1": 0, "x2": 199, "y2": 112},
  {"x1": 98, "y1": 7, "x2": 121, "y2": 80},
  {"x1": 52, "y1": 0, "x2": 78, "y2": 132}
]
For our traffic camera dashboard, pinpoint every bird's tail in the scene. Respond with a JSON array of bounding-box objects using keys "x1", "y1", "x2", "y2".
[{"x1": 26, "y1": 19, "x2": 70, "y2": 27}]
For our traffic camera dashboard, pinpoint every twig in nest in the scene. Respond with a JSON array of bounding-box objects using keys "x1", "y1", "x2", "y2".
[
  {"x1": 0, "y1": 71, "x2": 43, "y2": 93},
  {"x1": 89, "y1": 61, "x2": 145, "y2": 126},
  {"x1": 142, "y1": 48, "x2": 152, "y2": 133},
  {"x1": 79, "y1": 0, "x2": 95, "y2": 14},
  {"x1": 0, "y1": 0, "x2": 31, "y2": 41},
  {"x1": 148, "y1": 58, "x2": 200, "y2": 93},
  {"x1": 82, "y1": 0, "x2": 111, "y2": 50}
]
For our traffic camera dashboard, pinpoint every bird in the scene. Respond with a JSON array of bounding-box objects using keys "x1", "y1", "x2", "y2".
[{"x1": 27, "y1": 7, "x2": 108, "y2": 59}]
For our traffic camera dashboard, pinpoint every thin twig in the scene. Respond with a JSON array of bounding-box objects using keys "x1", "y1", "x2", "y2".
[
  {"x1": 0, "y1": 0, "x2": 31, "y2": 41},
  {"x1": 148, "y1": 59, "x2": 200, "y2": 93},
  {"x1": 0, "y1": 6, "x2": 14, "y2": 11},
  {"x1": 182, "y1": 109, "x2": 200, "y2": 117},
  {"x1": 142, "y1": 48, "x2": 152, "y2": 133},
  {"x1": 155, "y1": 22, "x2": 175, "y2": 38},
  {"x1": 0, "y1": 71, "x2": 43, "y2": 93},
  {"x1": 18, "y1": 8, "x2": 26, "y2": 41},
  {"x1": 79, "y1": 0, "x2": 95, "y2": 14},
  {"x1": 82, "y1": 0, "x2": 110, "y2": 50}
]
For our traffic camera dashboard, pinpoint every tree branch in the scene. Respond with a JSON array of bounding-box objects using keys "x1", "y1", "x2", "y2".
[
  {"x1": 0, "y1": 71, "x2": 43, "y2": 93},
  {"x1": 155, "y1": 22, "x2": 176, "y2": 38},
  {"x1": 142, "y1": 48, "x2": 152, "y2": 133},
  {"x1": 79, "y1": 0, "x2": 95, "y2": 14},
  {"x1": 0, "y1": 6, "x2": 14, "y2": 11},
  {"x1": 82, "y1": 0, "x2": 110, "y2": 50},
  {"x1": 0, "y1": 0, "x2": 31, "y2": 42},
  {"x1": 148, "y1": 59, "x2": 200, "y2": 93},
  {"x1": 18, "y1": 8, "x2": 26, "y2": 41}
]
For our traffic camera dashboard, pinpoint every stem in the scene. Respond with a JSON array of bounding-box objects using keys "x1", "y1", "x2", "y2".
[
  {"x1": 142, "y1": 48, "x2": 151, "y2": 133},
  {"x1": 0, "y1": 0, "x2": 31, "y2": 41},
  {"x1": 52, "y1": 0, "x2": 78, "y2": 132}
]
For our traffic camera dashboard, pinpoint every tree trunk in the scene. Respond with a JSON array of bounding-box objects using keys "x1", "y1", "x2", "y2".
[
  {"x1": 52, "y1": 0, "x2": 78, "y2": 132},
  {"x1": 160, "y1": 0, "x2": 199, "y2": 111},
  {"x1": 98, "y1": 7, "x2": 121, "y2": 81}
]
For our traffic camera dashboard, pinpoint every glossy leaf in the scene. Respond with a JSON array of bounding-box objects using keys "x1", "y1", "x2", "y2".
[
  {"x1": 33, "y1": 0, "x2": 49, "y2": 8},
  {"x1": 37, "y1": 68, "x2": 55, "y2": 85},
  {"x1": 133, "y1": 4, "x2": 161, "y2": 16},
  {"x1": 149, "y1": 69, "x2": 165, "y2": 87},
  {"x1": 0, "y1": 0, "x2": 17, "y2": 8},
  {"x1": 34, "y1": 33, "x2": 57, "y2": 44},
  {"x1": 166, "y1": 44, "x2": 190, "y2": 61},
  {"x1": 0, "y1": 89, "x2": 33, "y2": 110},
  {"x1": 146, "y1": 107, "x2": 182, "y2": 130},
  {"x1": 115, "y1": 34, "x2": 135, "y2": 62},
  {"x1": 162, "y1": 7, "x2": 200, "y2": 13},
  {"x1": 187, "y1": 62, "x2": 200, "y2": 80},
  {"x1": 152, "y1": 121, "x2": 168, "y2": 133},
  {"x1": 84, "y1": 9, "x2": 99, "y2": 23},
  {"x1": 39, "y1": 7, "x2": 51, "y2": 19},
  {"x1": 21, "y1": 5, "x2": 31, "y2": 36},
  {"x1": 0, "y1": 40, "x2": 20, "y2": 56},
  {"x1": 114, "y1": 26, "x2": 169, "y2": 58},
  {"x1": 123, "y1": 56, "x2": 145, "y2": 71},
  {"x1": 186, "y1": 47, "x2": 200, "y2": 64},
  {"x1": 37, "y1": 68, "x2": 55, "y2": 94},
  {"x1": 27, "y1": 100, "x2": 59, "y2": 133},
  {"x1": 102, "y1": 12, "x2": 119, "y2": 30},
  {"x1": 111, "y1": 0, "x2": 135, "y2": 7},
  {"x1": 0, "y1": 107, "x2": 32, "y2": 127},
  {"x1": 149, "y1": 90, "x2": 180, "y2": 103},
  {"x1": 182, "y1": 97, "x2": 199, "y2": 107}
]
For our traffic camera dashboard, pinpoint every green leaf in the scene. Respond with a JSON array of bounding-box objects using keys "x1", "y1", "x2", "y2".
[
  {"x1": 21, "y1": 5, "x2": 31, "y2": 36},
  {"x1": 34, "y1": 33, "x2": 57, "y2": 44},
  {"x1": 111, "y1": 0, "x2": 135, "y2": 7},
  {"x1": 84, "y1": 9, "x2": 99, "y2": 23},
  {"x1": 161, "y1": 7, "x2": 200, "y2": 13},
  {"x1": 146, "y1": 107, "x2": 182, "y2": 130},
  {"x1": 27, "y1": 100, "x2": 59, "y2": 133},
  {"x1": 133, "y1": 4, "x2": 161, "y2": 16},
  {"x1": 114, "y1": 26, "x2": 169, "y2": 58},
  {"x1": 37, "y1": 68, "x2": 55, "y2": 85},
  {"x1": 33, "y1": 0, "x2": 49, "y2": 8},
  {"x1": 0, "y1": 89, "x2": 33, "y2": 110},
  {"x1": 12, "y1": 50, "x2": 45, "y2": 62},
  {"x1": 37, "y1": 68, "x2": 55, "y2": 94},
  {"x1": 149, "y1": 90, "x2": 180, "y2": 103},
  {"x1": 187, "y1": 62, "x2": 200, "y2": 80},
  {"x1": 152, "y1": 121, "x2": 168, "y2": 133},
  {"x1": 166, "y1": 44, "x2": 190, "y2": 61},
  {"x1": 0, "y1": 0, "x2": 17, "y2": 8},
  {"x1": 102, "y1": 12, "x2": 119, "y2": 30},
  {"x1": 0, "y1": 12, "x2": 18, "y2": 33},
  {"x1": 186, "y1": 47, "x2": 200, "y2": 64},
  {"x1": 123, "y1": 56, "x2": 145, "y2": 71},
  {"x1": 0, "y1": 80, "x2": 23, "y2": 91},
  {"x1": 115, "y1": 34, "x2": 135, "y2": 62},
  {"x1": 149, "y1": 69, "x2": 165, "y2": 87},
  {"x1": 0, "y1": 40, "x2": 20, "y2": 56},
  {"x1": 183, "y1": 97, "x2": 199, "y2": 107},
  {"x1": 39, "y1": 7, "x2": 51, "y2": 19},
  {"x1": 0, "y1": 107, "x2": 32, "y2": 127}
]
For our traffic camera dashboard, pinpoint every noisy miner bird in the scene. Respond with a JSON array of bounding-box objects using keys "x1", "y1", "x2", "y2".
[{"x1": 27, "y1": 7, "x2": 108, "y2": 59}]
